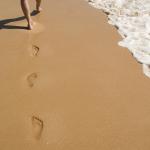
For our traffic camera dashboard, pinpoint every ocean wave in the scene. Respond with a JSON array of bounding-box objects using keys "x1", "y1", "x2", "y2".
[{"x1": 86, "y1": 0, "x2": 150, "y2": 78}]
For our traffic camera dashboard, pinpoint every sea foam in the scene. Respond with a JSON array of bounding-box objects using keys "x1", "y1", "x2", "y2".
[{"x1": 87, "y1": 0, "x2": 150, "y2": 78}]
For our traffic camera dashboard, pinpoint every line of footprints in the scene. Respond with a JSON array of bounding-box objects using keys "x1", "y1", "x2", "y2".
[
  {"x1": 26, "y1": 45, "x2": 44, "y2": 140},
  {"x1": 26, "y1": 45, "x2": 39, "y2": 88}
]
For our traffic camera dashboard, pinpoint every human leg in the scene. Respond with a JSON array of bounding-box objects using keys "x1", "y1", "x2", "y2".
[
  {"x1": 36, "y1": 0, "x2": 42, "y2": 12},
  {"x1": 20, "y1": 0, "x2": 34, "y2": 29}
]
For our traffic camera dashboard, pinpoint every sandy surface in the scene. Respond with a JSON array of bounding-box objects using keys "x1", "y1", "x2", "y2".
[{"x1": 1, "y1": 0, "x2": 150, "y2": 150}]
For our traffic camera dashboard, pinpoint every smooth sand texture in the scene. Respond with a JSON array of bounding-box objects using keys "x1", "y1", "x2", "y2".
[{"x1": 1, "y1": 0, "x2": 150, "y2": 150}]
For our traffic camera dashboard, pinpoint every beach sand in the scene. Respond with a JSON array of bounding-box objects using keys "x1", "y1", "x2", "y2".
[{"x1": 1, "y1": 0, "x2": 150, "y2": 149}]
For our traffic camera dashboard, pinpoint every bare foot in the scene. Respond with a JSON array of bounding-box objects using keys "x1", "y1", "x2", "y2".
[
  {"x1": 28, "y1": 21, "x2": 36, "y2": 30},
  {"x1": 36, "y1": 7, "x2": 42, "y2": 13},
  {"x1": 28, "y1": 24, "x2": 33, "y2": 30}
]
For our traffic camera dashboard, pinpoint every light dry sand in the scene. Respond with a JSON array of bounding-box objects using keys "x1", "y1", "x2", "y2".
[{"x1": 0, "y1": 0, "x2": 150, "y2": 150}]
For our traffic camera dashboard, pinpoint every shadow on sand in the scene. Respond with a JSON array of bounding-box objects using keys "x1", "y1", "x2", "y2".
[{"x1": 0, "y1": 10, "x2": 39, "y2": 30}]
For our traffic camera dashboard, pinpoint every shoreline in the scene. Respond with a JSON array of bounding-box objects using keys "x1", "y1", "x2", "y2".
[{"x1": 87, "y1": 0, "x2": 150, "y2": 78}]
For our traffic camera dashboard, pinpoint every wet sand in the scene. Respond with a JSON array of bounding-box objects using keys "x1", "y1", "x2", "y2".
[{"x1": 1, "y1": 0, "x2": 150, "y2": 149}]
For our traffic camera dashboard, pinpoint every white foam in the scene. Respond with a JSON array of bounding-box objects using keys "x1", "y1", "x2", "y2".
[
  {"x1": 143, "y1": 64, "x2": 150, "y2": 78},
  {"x1": 86, "y1": 0, "x2": 150, "y2": 78}
]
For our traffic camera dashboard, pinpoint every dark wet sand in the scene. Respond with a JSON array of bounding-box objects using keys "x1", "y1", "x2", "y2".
[{"x1": 0, "y1": 0, "x2": 150, "y2": 150}]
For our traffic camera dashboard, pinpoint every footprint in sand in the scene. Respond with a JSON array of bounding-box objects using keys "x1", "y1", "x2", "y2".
[
  {"x1": 32, "y1": 116, "x2": 44, "y2": 140},
  {"x1": 30, "y1": 45, "x2": 40, "y2": 57},
  {"x1": 26, "y1": 73, "x2": 38, "y2": 87}
]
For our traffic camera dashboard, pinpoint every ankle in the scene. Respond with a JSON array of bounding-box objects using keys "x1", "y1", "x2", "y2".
[{"x1": 36, "y1": 5, "x2": 42, "y2": 12}]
